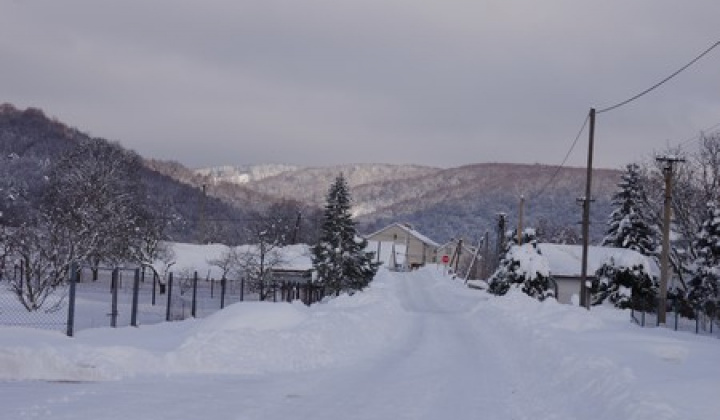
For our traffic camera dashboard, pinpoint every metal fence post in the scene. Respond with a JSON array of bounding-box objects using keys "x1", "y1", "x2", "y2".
[
  {"x1": 240, "y1": 277, "x2": 245, "y2": 302},
  {"x1": 220, "y1": 277, "x2": 226, "y2": 309},
  {"x1": 166, "y1": 272, "x2": 174, "y2": 322},
  {"x1": 66, "y1": 263, "x2": 78, "y2": 337},
  {"x1": 111, "y1": 268, "x2": 119, "y2": 328},
  {"x1": 131, "y1": 268, "x2": 141, "y2": 327},
  {"x1": 191, "y1": 271, "x2": 198, "y2": 318},
  {"x1": 152, "y1": 271, "x2": 157, "y2": 305}
]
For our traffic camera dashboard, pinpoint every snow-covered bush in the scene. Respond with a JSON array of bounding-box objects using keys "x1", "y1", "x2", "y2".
[
  {"x1": 488, "y1": 232, "x2": 555, "y2": 301},
  {"x1": 591, "y1": 257, "x2": 655, "y2": 310}
]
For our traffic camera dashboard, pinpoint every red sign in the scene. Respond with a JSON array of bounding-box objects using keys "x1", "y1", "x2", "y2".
[{"x1": 441, "y1": 255, "x2": 450, "y2": 264}]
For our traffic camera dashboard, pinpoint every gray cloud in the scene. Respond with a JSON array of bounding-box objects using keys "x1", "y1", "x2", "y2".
[{"x1": 2, "y1": 0, "x2": 719, "y2": 169}]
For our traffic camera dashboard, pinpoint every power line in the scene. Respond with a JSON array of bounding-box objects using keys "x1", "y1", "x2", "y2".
[
  {"x1": 675, "y1": 120, "x2": 720, "y2": 152},
  {"x1": 597, "y1": 40, "x2": 720, "y2": 115},
  {"x1": 530, "y1": 114, "x2": 590, "y2": 200}
]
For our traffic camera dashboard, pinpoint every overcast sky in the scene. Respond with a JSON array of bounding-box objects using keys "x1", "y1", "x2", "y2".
[{"x1": 2, "y1": 0, "x2": 719, "y2": 170}]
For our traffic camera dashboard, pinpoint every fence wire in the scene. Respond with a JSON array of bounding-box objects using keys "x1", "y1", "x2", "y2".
[{"x1": 0, "y1": 266, "x2": 69, "y2": 332}]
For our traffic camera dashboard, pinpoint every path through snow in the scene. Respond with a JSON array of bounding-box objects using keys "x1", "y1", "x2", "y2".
[{"x1": 1, "y1": 267, "x2": 716, "y2": 419}]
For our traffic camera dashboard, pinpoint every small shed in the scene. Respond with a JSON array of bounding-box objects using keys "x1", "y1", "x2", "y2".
[
  {"x1": 537, "y1": 243, "x2": 659, "y2": 304},
  {"x1": 365, "y1": 223, "x2": 440, "y2": 270}
]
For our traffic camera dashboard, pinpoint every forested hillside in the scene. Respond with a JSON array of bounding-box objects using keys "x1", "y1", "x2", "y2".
[
  {"x1": 1, "y1": 103, "x2": 620, "y2": 248},
  {"x1": 199, "y1": 162, "x2": 621, "y2": 244},
  {"x1": 0, "y1": 104, "x2": 269, "y2": 244},
  {"x1": 354, "y1": 163, "x2": 619, "y2": 244}
]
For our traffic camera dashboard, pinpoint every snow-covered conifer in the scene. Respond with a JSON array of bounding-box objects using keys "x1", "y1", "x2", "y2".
[
  {"x1": 687, "y1": 201, "x2": 720, "y2": 312},
  {"x1": 602, "y1": 163, "x2": 658, "y2": 256},
  {"x1": 312, "y1": 174, "x2": 379, "y2": 295}
]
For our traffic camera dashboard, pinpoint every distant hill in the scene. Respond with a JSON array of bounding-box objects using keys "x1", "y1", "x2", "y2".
[
  {"x1": 1, "y1": 103, "x2": 621, "y2": 247},
  {"x1": 0, "y1": 104, "x2": 272, "y2": 243},
  {"x1": 353, "y1": 163, "x2": 619, "y2": 244},
  {"x1": 196, "y1": 164, "x2": 301, "y2": 184},
  {"x1": 198, "y1": 163, "x2": 621, "y2": 244},
  {"x1": 195, "y1": 163, "x2": 441, "y2": 209}
]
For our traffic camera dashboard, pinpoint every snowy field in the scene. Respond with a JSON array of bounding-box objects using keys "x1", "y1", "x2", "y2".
[{"x1": 0, "y1": 266, "x2": 718, "y2": 420}]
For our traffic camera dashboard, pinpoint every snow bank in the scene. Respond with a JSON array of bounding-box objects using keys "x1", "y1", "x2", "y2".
[
  {"x1": 475, "y1": 289, "x2": 717, "y2": 420},
  {"x1": 0, "y1": 268, "x2": 412, "y2": 381}
]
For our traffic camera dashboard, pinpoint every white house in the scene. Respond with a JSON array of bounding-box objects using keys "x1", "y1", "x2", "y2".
[
  {"x1": 365, "y1": 223, "x2": 440, "y2": 270},
  {"x1": 537, "y1": 243, "x2": 659, "y2": 304}
]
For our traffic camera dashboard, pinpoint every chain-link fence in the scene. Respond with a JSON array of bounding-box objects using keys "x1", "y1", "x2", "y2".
[
  {"x1": 1, "y1": 265, "x2": 324, "y2": 336},
  {"x1": 630, "y1": 295, "x2": 720, "y2": 338},
  {"x1": 0, "y1": 264, "x2": 70, "y2": 332}
]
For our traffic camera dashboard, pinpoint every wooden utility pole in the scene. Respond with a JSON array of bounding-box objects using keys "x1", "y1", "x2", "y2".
[
  {"x1": 579, "y1": 108, "x2": 596, "y2": 309},
  {"x1": 483, "y1": 231, "x2": 490, "y2": 279},
  {"x1": 199, "y1": 183, "x2": 207, "y2": 244},
  {"x1": 454, "y1": 238, "x2": 463, "y2": 273},
  {"x1": 517, "y1": 195, "x2": 525, "y2": 245},
  {"x1": 496, "y1": 213, "x2": 507, "y2": 263},
  {"x1": 291, "y1": 210, "x2": 302, "y2": 245},
  {"x1": 656, "y1": 156, "x2": 684, "y2": 324}
]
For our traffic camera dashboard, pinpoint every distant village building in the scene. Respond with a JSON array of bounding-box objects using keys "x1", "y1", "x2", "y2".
[
  {"x1": 365, "y1": 223, "x2": 440, "y2": 270},
  {"x1": 537, "y1": 243, "x2": 659, "y2": 304}
]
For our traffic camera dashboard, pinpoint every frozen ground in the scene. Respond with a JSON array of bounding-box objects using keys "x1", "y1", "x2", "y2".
[{"x1": 0, "y1": 266, "x2": 718, "y2": 419}]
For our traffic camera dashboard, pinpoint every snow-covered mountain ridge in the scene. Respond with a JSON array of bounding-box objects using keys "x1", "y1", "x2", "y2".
[
  {"x1": 195, "y1": 164, "x2": 300, "y2": 185},
  {"x1": 196, "y1": 163, "x2": 621, "y2": 243}
]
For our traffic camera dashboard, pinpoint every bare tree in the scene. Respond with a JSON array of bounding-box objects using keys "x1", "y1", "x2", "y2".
[
  {"x1": 235, "y1": 215, "x2": 288, "y2": 300},
  {"x1": 207, "y1": 245, "x2": 238, "y2": 280},
  {"x1": 4, "y1": 138, "x2": 155, "y2": 310},
  {"x1": 640, "y1": 132, "x2": 720, "y2": 291},
  {"x1": 6, "y1": 223, "x2": 73, "y2": 311}
]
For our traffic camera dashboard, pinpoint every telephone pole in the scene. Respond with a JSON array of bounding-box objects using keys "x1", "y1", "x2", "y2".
[
  {"x1": 517, "y1": 195, "x2": 525, "y2": 245},
  {"x1": 496, "y1": 213, "x2": 507, "y2": 266},
  {"x1": 656, "y1": 156, "x2": 684, "y2": 325},
  {"x1": 579, "y1": 108, "x2": 596, "y2": 309},
  {"x1": 199, "y1": 183, "x2": 207, "y2": 244}
]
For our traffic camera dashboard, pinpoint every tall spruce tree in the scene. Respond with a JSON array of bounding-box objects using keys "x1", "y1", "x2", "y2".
[
  {"x1": 602, "y1": 163, "x2": 658, "y2": 256},
  {"x1": 687, "y1": 201, "x2": 720, "y2": 312},
  {"x1": 312, "y1": 174, "x2": 379, "y2": 295}
]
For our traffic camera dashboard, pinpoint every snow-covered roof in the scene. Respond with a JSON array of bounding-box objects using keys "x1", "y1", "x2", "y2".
[
  {"x1": 365, "y1": 222, "x2": 440, "y2": 248},
  {"x1": 537, "y1": 243, "x2": 659, "y2": 278}
]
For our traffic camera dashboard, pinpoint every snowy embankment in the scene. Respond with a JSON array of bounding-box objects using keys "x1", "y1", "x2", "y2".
[
  {"x1": 0, "y1": 266, "x2": 717, "y2": 420},
  {"x1": 0, "y1": 268, "x2": 412, "y2": 381},
  {"x1": 475, "y1": 291, "x2": 713, "y2": 420}
]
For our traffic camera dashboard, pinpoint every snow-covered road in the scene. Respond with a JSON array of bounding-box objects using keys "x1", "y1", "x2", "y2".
[{"x1": 1, "y1": 267, "x2": 718, "y2": 419}]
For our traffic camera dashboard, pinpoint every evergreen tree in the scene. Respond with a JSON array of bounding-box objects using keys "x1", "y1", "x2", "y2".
[
  {"x1": 687, "y1": 201, "x2": 720, "y2": 313},
  {"x1": 591, "y1": 257, "x2": 655, "y2": 310},
  {"x1": 488, "y1": 228, "x2": 555, "y2": 301},
  {"x1": 602, "y1": 163, "x2": 658, "y2": 256},
  {"x1": 312, "y1": 174, "x2": 379, "y2": 295}
]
